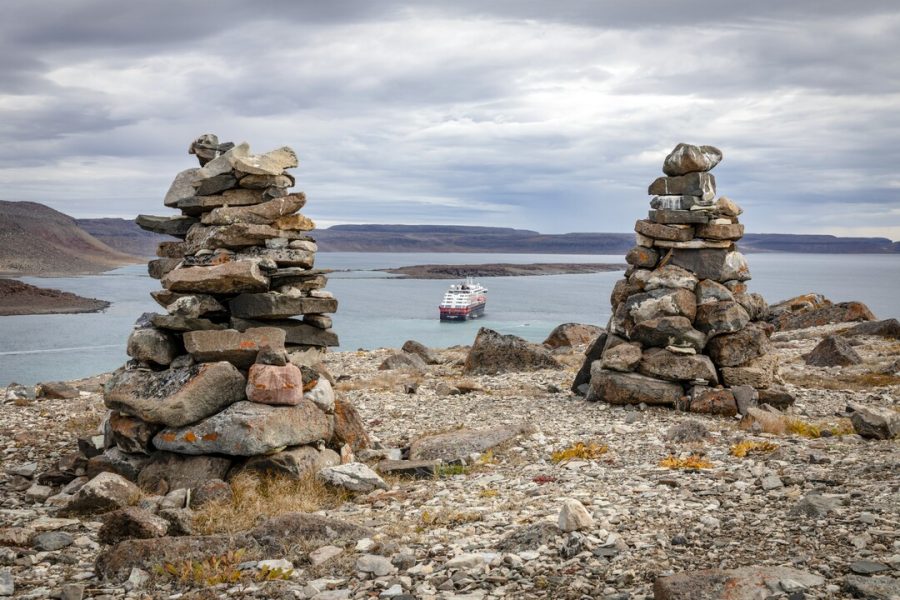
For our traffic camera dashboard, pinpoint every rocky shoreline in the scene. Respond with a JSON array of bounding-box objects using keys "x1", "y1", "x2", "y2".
[
  {"x1": 0, "y1": 279, "x2": 110, "y2": 316},
  {"x1": 378, "y1": 263, "x2": 626, "y2": 279},
  {"x1": 1, "y1": 316, "x2": 898, "y2": 600}
]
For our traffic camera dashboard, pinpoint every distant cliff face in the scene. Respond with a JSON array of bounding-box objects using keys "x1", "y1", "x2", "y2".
[
  {"x1": 0, "y1": 201, "x2": 141, "y2": 275},
  {"x1": 77, "y1": 217, "x2": 174, "y2": 257}
]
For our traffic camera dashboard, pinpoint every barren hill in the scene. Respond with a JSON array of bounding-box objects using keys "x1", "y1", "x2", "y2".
[
  {"x1": 0, "y1": 200, "x2": 141, "y2": 275},
  {"x1": 77, "y1": 217, "x2": 174, "y2": 257}
]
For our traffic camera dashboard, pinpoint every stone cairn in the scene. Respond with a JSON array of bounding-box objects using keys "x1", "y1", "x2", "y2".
[
  {"x1": 574, "y1": 143, "x2": 785, "y2": 415},
  {"x1": 92, "y1": 134, "x2": 365, "y2": 494}
]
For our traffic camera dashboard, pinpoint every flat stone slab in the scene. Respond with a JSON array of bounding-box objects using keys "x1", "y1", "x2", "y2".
[
  {"x1": 648, "y1": 209, "x2": 710, "y2": 224},
  {"x1": 229, "y1": 293, "x2": 338, "y2": 319},
  {"x1": 104, "y1": 362, "x2": 246, "y2": 427},
  {"x1": 175, "y1": 188, "x2": 265, "y2": 216},
  {"x1": 153, "y1": 399, "x2": 333, "y2": 456},
  {"x1": 654, "y1": 566, "x2": 824, "y2": 599},
  {"x1": 201, "y1": 194, "x2": 306, "y2": 226},
  {"x1": 135, "y1": 215, "x2": 198, "y2": 237},
  {"x1": 409, "y1": 422, "x2": 532, "y2": 464},
  {"x1": 183, "y1": 327, "x2": 286, "y2": 369},
  {"x1": 232, "y1": 317, "x2": 339, "y2": 347},
  {"x1": 587, "y1": 366, "x2": 683, "y2": 406},
  {"x1": 648, "y1": 172, "x2": 716, "y2": 200},
  {"x1": 161, "y1": 261, "x2": 269, "y2": 294},
  {"x1": 634, "y1": 219, "x2": 694, "y2": 242}
]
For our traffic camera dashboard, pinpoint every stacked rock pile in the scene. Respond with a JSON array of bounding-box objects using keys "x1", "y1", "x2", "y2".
[
  {"x1": 576, "y1": 143, "x2": 787, "y2": 415},
  {"x1": 90, "y1": 134, "x2": 365, "y2": 494}
]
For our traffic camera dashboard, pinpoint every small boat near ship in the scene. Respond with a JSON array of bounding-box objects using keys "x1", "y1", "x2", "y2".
[{"x1": 439, "y1": 277, "x2": 487, "y2": 321}]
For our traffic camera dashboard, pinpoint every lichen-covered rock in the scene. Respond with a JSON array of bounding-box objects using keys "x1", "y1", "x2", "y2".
[
  {"x1": 60, "y1": 472, "x2": 140, "y2": 516},
  {"x1": 662, "y1": 143, "x2": 723, "y2": 176},
  {"x1": 161, "y1": 261, "x2": 269, "y2": 294},
  {"x1": 600, "y1": 342, "x2": 642, "y2": 373},
  {"x1": 630, "y1": 316, "x2": 706, "y2": 353},
  {"x1": 542, "y1": 323, "x2": 604, "y2": 349},
  {"x1": 183, "y1": 327, "x2": 286, "y2": 369},
  {"x1": 571, "y1": 332, "x2": 608, "y2": 394},
  {"x1": 587, "y1": 366, "x2": 683, "y2": 406},
  {"x1": 768, "y1": 297, "x2": 875, "y2": 331},
  {"x1": 464, "y1": 328, "x2": 561, "y2": 375},
  {"x1": 638, "y1": 349, "x2": 718, "y2": 383},
  {"x1": 126, "y1": 327, "x2": 179, "y2": 366},
  {"x1": 246, "y1": 363, "x2": 305, "y2": 405},
  {"x1": 654, "y1": 566, "x2": 824, "y2": 599},
  {"x1": 240, "y1": 446, "x2": 340, "y2": 480},
  {"x1": 136, "y1": 453, "x2": 232, "y2": 495},
  {"x1": 805, "y1": 335, "x2": 862, "y2": 367},
  {"x1": 98, "y1": 507, "x2": 169, "y2": 545},
  {"x1": 705, "y1": 322, "x2": 771, "y2": 367},
  {"x1": 401, "y1": 339, "x2": 441, "y2": 364},
  {"x1": 689, "y1": 387, "x2": 737, "y2": 416},
  {"x1": 625, "y1": 245, "x2": 659, "y2": 268},
  {"x1": 332, "y1": 397, "x2": 371, "y2": 451},
  {"x1": 108, "y1": 413, "x2": 160, "y2": 455},
  {"x1": 694, "y1": 300, "x2": 750, "y2": 338},
  {"x1": 848, "y1": 403, "x2": 900, "y2": 440}
]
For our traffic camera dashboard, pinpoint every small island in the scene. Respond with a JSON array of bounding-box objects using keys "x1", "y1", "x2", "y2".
[
  {"x1": 379, "y1": 262, "x2": 626, "y2": 279},
  {"x1": 0, "y1": 278, "x2": 110, "y2": 316}
]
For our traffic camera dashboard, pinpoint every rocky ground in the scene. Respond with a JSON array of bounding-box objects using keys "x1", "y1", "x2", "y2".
[
  {"x1": 1, "y1": 324, "x2": 898, "y2": 599},
  {"x1": 0, "y1": 279, "x2": 110, "y2": 316}
]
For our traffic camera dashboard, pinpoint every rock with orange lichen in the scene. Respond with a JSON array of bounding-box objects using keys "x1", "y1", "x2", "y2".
[
  {"x1": 152, "y1": 399, "x2": 332, "y2": 456},
  {"x1": 183, "y1": 327, "x2": 286, "y2": 369},
  {"x1": 245, "y1": 363, "x2": 305, "y2": 406}
]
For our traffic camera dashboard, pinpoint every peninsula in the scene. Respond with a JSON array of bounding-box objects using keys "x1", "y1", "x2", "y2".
[{"x1": 380, "y1": 262, "x2": 625, "y2": 278}]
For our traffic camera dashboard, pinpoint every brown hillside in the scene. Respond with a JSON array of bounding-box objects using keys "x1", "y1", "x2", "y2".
[{"x1": 0, "y1": 200, "x2": 141, "y2": 275}]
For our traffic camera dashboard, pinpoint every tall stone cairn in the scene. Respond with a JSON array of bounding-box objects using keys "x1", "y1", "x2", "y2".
[
  {"x1": 579, "y1": 143, "x2": 780, "y2": 416},
  {"x1": 95, "y1": 134, "x2": 362, "y2": 493}
]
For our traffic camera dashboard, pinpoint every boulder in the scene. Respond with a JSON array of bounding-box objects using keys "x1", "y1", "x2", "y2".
[
  {"x1": 848, "y1": 403, "x2": 900, "y2": 440},
  {"x1": 630, "y1": 316, "x2": 706, "y2": 353},
  {"x1": 229, "y1": 292, "x2": 338, "y2": 319},
  {"x1": 805, "y1": 335, "x2": 862, "y2": 367},
  {"x1": 159, "y1": 293, "x2": 227, "y2": 318},
  {"x1": 757, "y1": 385, "x2": 795, "y2": 410},
  {"x1": 378, "y1": 351, "x2": 427, "y2": 372},
  {"x1": 240, "y1": 446, "x2": 340, "y2": 480},
  {"x1": 152, "y1": 399, "x2": 333, "y2": 456},
  {"x1": 705, "y1": 322, "x2": 771, "y2": 367},
  {"x1": 98, "y1": 507, "x2": 169, "y2": 545},
  {"x1": 136, "y1": 453, "x2": 232, "y2": 495},
  {"x1": 409, "y1": 422, "x2": 532, "y2": 464},
  {"x1": 246, "y1": 363, "x2": 305, "y2": 405},
  {"x1": 231, "y1": 317, "x2": 339, "y2": 347},
  {"x1": 634, "y1": 219, "x2": 694, "y2": 242},
  {"x1": 625, "y1": 246, "x2": 659, "y2": 268},
  {"x1": 715, "y1": 196, "x2": 742, "y2": 217},
  {"x1": 135, "y1": 215, "x2": 197, "y2": 238},
  {"x1": 694, "y1": 300, "x2": 750, "y2": 337},
  {"x1": 161, "y1": 261, "x2": 269, "y2": 294},
  {"x1": 662, "y1": 143, "x2": 723, "y2": 176},
  {"x1": 587, "y1": 367, "x2": 683, "y2": 406},
  {"x1": 625, "y1": 288, "x2": 697, "y2": 324},
  {"x1": 648, "y1": 209, "x2": 710, "y2": 225},
  {"x1": 60, "y1": 472, "x2": 140, "y2": 516},
  {"x1": 86, "y1": 448, "x2": 151, "y2": 482},
  {"x1": 721, "y1": 354, "x2": 778, "y2": 389},
  {"x1": 735, "y1": 292, "x2": 769, "y2": 321},
  {"x1": 669, "y1": 249, "x2": 750, "y2": 282},
  {"x1": 332, "y1": 397, "x2": 371, "y2": 451},
  {"x1": 231, "y1": 146, "x2": 298, "y2": 176},
  {"x1": 654, "y1": 566, "x2": 824, "y2": 600},
  {"x1": 769, "y1": 298, "x2": 875, "y2": 331},
  {"x1": 175, "y1": 188, "x2": 267, "y2": 215},
  {"x1": 463, "y1": 328, "x2": 561, "y2": 375},
  {"x1": 36, "y1": 381, "x2": 80, "y2": 400},
  {"x1": 126, "y1": 327, "x2": 179, "y2": 366},
  {"x1": 401, "y1": 339, "x2": 441, "y2": 364},
  {"x1": 648, "y1": 172, "x2": 716, "y2": 200},
  {"x1": 571, "y1": 332, "x2": 608, "y2": 394},
  {"x1": 305, "y1": 378, "x2": 335, "y2": 413},
  {"x1": 731, "y1": 385, "x2": 759, "y2": 415},
  {"x1": 695, "y1": 279, "x2": 734, "y2": 305},
  {"x1": 318, "y1": 463, "x2": 388, "y2": 493},
  {"x1": 108, "y1": 413, "x2": 160, "y2": 455},
  {"x1": 644, "y1": 265, "x2": 698, "y2": 291},
  {"x1": 639, "y1": 349, "x2": 718, "y2": 383},
  {"x1": 844, "y1": 318, "x2": 900, "y2": 339},
  {"x1": 689, "y1": 387, "x2": 737, "y2": 416},
  {"x1": 104, "y1": 362, "x2": 246, "y2": 428},
  {"x1": 600, "y1": 342, "x2": 642, "y2": 373},
  {"x1": 201, "y1": 194, "x2": 305, "y2": 226},
  {"x1": 183, "y1": 327, "x2": 286, "y2": 369},
  {"x1": 164, "y1": 168, "x2": 201, "y2": 207},
  {"x1": 558, "y1": 499, "x2": 594, "y2": 532},
  {"x1": 542, "y1": 323, "x2": 603, "y2": 348},
  {"x1": 694, "y1": 222, "x2": 744, "y2": 240}
]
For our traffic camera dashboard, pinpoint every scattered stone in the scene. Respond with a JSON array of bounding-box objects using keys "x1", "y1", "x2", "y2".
[
  {"x1": 558, "y1": 499, "x2": 594, "y2": 532},
  {"x1": 32, "y1": 531, "x2": 74, "y2": 551},
  {"x1": 357, "y1": 554, "x2": 396, "y2": 577},
  {"x1": 843, "y1": 574, "x2": 900, "y2": 599},
  {"x1": 844, "y1": 318, "x2": 900, "y2": 339},
  {"x1": 61, "y1": 472, "x2": 141, "y2": 515},
  {"x1": 542, "y1": 323, "x2": 604, "y2": 348},
  {"x1": 848, "y1": 403, "x2": 900, "y2": 440},
  {"x1": 790, "y1": 493, "x2": 841, "y2": 518},
  {"x1": 464, "y1": 327, "x2": 561, "y2": 374},
  {"x1": 849, "y1": 560, "x2": 891, "y2": 575},
  {"x1": 653, "y1": 566, "x2": 824, "y2": 599},
  {"x1": 379, "y1": 351, "x2": 427, "y2": 372},
  {"x1": 689, "y1": 387, "x2": 737, "y2": 416},
  {"x1": 241, "y1": 446, "x2": 340, "y2": 480},
  {"x1": 587, "y1": 367, "x2": 683, "y2": 406},
  {"x1": 805, "y1": 335, "x2": 863, "y2": 366},
  {"x1": 376, "y1": 459, "x2": 441, "y2": 478},
  {"x1": 409, "y1": 422, "x2": 531, "y2": 463},
  {"x1": 401, "y1": 339, "x2": 441, "y2": 364},
  {"x1": 98, "y1": 507, "x2": 169, "y2": 545},
  {"x1": 35, "y1": 381, "x2": 80, "y2": 399},
  {"x1": 665, "y1": 420, "x2": 709, "y2": 443},
  {"x1": 318, "y1": 463, "x2": 389, "y2": 492}
]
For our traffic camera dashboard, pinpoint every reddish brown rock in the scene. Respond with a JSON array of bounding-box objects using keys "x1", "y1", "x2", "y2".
[
  {"x1": 634, "y1": 219, "x2": 694, "y2": 242},
  {"x1": 625, "y1": 245, "x2": 659, "y2": 268},
  {"x1": 543, "y1": 323, "x2": 604, "y2": 349},
  {"x1": 108, "y1": 413, "x2": 160, "y2": 455},
  {"x1": 654, "y1": 566, "x2": 823, "y2": 599},
  {"x1": 246, "y1": 363, "x2": 305, "y2": 405},
  {"x1": 332, "y1": 396, "x2": 371, "y2": 451},
  {"x1": 768, "y1": 296, "x2": 875, "y2": 331},
  {"x1": 689, "y1": 387, "x2": 737, "y2": 416},
  {"x1": 694, "y1": 222, "x2": 744, "y2": 240}
]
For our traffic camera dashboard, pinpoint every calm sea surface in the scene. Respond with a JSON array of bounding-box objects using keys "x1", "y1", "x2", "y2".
[{"x1": 1, "y1": 252, "x2": 898, "y2": 386}]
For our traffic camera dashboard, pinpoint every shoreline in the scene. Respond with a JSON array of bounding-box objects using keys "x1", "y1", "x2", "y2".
[
  {"x1": 378, "y1": 262, "x2": 626, "y2": 279},
  {"x1": 0, "y1": 278, "x2": 111, "y2": 317}
]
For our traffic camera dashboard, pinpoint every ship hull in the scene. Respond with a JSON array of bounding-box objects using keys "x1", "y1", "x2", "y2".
[{"x1": 439, "y1": 302, "x2": 486, "y2": 321}]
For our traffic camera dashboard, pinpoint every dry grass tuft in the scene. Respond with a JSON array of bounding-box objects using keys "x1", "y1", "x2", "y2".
[
  {"x1": 729, "y1": 440, "x2": 779, "y2": 458},
  {"x1": 785, "y1": 418, "x2": 855, "y2": 439},
  {"x1": 154, "y1": 548, "x2": 293, "y2": 588},
  {"x1": 551, "y1": 441, "x2": 608, "y2": 464},
  {"x1": 479, "y1": 489, "x2": 499, "y2": 499},
  {"x1": 418, "y1": 508, "x2": 483, "y2": 530},
  {"x1": 659, "y1": 454, "x2": 714, "y2": 470},
  {"x1": 193, "y1": 472, "x2": 348, "y2": 535}
]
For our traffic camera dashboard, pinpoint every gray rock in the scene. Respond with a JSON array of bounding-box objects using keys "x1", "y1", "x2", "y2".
[
  {"x1": 60, "y1": 583, "x2": 84, "y2": 600},
  {"x1": 757, "y1": 385, "x2": 795, "y2": 410},
  {"x1": 379, "y1": 351, "x2": 427, "y2": 372},
  {"x1": 542, "y1": 323, "x2": 604, "y2": 349},
  {"x1": 665, "y1": 421, "x2": 709, "y2": 443},
  {"x1": 849, "y1": 560, "x2": 891, "y2": 575},
  {"x1": 571, "y1": 332, "x2": 608, "y2": 394},
  {"x1": 587, "y1": 367, "x2": 683, "y2": 406},
  {"x1": 600, "y1": 342, "x2": 642, "y2": 372},
  {"x1": 376, "y1": 459, "x2": 441, "y2": 478},
  {"x1": 0, "y1": 569, "x2": 12, "y2": 597},
  {"x1": 33, "y1": 531, "x2": 74, "y2": 551},
  {"x1": 409, "y1": 422, "x2": 531, "y2": 463},
  {"x1": 108, "y1": 413, "x2": 160, "y2": 455},
  {"x1": 844, "y1": 318, "x2": 900, "y2": 339},
  {"x1": 464, "y1": 327, "x2": 561, "y2": 375},
  {"x1": 126, "y1": 327, "x2": 179, "y2": 366},
  {"x1": 231, "y1": 317, "x2": 339, "y2": 347},
  {"x1": 137, "y1": 453, "x2": 232, "y2": 495},
  {"x1": 153, "y1": 399, "x2": 332, "y2": 456},
  {"x1": 694, "y1": 300, "x2": 750, "y2": 338},
  {"x1": 631, "y1": 316, "x2": 706, "y2": 352},
  {"x1": 805, "y1": 335, "x2": 862, "y2": 367},
  {"x1": 201, "y1": 194, "x2": 306, "y2": 226},
  {"x1": 731, "y1": 385, "x2": 759, "y2": 415},
  {"x1": 319, "y1": 463, "x2": 389, "y2": 492},
  {"x1": 558, "y1": 499, "x2": 594, "y2": 532},
  {"x1": 241, "y1": 446, "x2": 340, "y2": 480},
  {"x1": 195, "y1": 173, "x2": 237, "y2": 195},
  {"x1": 356, "y1": 554, "x2": 396, "y2": 577},
  {"x1": 497, "y1": 522, "x2": 560, "y2": 553},
  {"x1": 760, "y1": 474, "x2": 783, "y2": 490},
  {"x1": 161, "y1": 261, "x2": 269, "y2": 295},
  {"x1": 104, "y1": 362, "x2": 246, "y2": 427},
  {"x1": 843, "y1": 574, "x2": 900, "y2": 599},
  {"x1": 635, "y1": 219, "x2": 695, "y2": 241},
  {"x1": 662, "y1": 143, "x2": 723, "y2": 176},
  {"x1": 670, "y1": 249, "x2": 750, "y2": 282},
  {"x1": 654, "y1": 566, "x2": 823, "y2": 599},
  {"x1": 625, "y1": 245, "x2": 659, "y2": 268},
  {"x1": 695, "y1": 279, "x2": 735, "y2": 305},
  {"x1": 625, "y1": 287, "x2": 697, "y2": 324},
  {"x1": 98, "y1": 507, "x2": 169, "y2": 545},
  {"x1": 401, "y1": 339, "x2": 441, "y2": 364},
  {"x1": 639, "y1": 349, "x2": 718, "y2": 383},
  {"x1": 164, "y1": 168, "x2": 201, "y2": 207},
  {"x1": 848, "y1": 403, "x2": 900, "y2": 440},
  {"x1": 645, "y1": 265, "x2": 699, "y2": 291},
  {"x1": 60, "y1": 472, "x2": 140, "y2": 515},
  {"x1": 790, "y1": 493, "x2": 841, "y2": 518},
  {"x1": 721, "y1": 354, "x2": 778, "y2": 389},
  {"x1": 648, "y1": 209, "x2": 710, "y2": 224},
  {"x1": 689, "y1": 387, "x2": 737, "y2": 416},
  {"x1": 191, "y1": 479, "x2": 233, "y2": 507},
  {"x1": 86, "y1": 447, "x2": 151, "y2": 481},
  {"x1": 35, "y1": 381, "x2": 80, "y2": 399},
  {"x1": 229, "y1": 292, "x2": 338, "y2": 319},
  {"x1": 183, "y1": 327, "x2": 286, "y2": 369},
  {"x1": 706, "y1": 322, "x2": 771, "y2": 368},
  {"x1": 648, "y1": 171, "x2": 716, "y2": 200},
  {"x1": 135, "y1": 215, "x2": 197, "y2": 238},
  {"x1": 305, "y1": 378, "x2": 335, "y2": 413}
]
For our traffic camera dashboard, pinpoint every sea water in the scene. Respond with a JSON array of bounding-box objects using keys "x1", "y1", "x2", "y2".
[{"x1": 1, "y1": 252, "x2": 898, "y2": 385}]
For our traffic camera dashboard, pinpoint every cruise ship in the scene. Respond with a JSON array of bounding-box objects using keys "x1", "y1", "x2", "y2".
[{"x1": 439, "y1": 277, "x2": 487, "y2": 321}]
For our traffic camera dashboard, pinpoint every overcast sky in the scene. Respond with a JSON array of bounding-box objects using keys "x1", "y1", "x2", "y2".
[{"x1": 1, "y1": 1, "x2": 898, "y2": 238}]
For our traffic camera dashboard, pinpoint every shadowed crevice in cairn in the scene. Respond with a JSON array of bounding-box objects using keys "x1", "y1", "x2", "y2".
[{"x1": 574, "y1": 143, "x2": 789, "y2": 415}]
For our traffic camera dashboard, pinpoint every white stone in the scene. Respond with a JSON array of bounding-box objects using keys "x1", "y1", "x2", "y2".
[
  {"x1": 258, "y1": 559, "x2": 293, "y2": 572},
  {"x1": 319, "y1": 463, "x2": 388, "y2": 492},
  {"x1": 309, "y1": 545, "x2": 343, "y2": 566},
  {"x1": 356, "y1": 554, "x2": 396, "y2": 577},
  {"x1": 445, "y1": 553, "x2": 484, "y2": 570},
  {"x1": 558, "y1": 498, "x2": 594, "y2": 532},
  {"x1": 127, "y1": 568, "x2": 149, "y2": 589},
  {"x1": 306, "y1": 378, "x2": 335, "y2": 413}
]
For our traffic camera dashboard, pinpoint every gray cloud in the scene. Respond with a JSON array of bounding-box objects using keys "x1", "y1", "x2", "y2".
[{"x1": 0, "y1": 0, "x2": 897, "y2": 239}]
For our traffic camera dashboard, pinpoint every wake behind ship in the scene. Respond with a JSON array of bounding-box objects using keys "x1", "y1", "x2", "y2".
[{"x1": 439, "y1": 277, "x2": 487, "y2": 321}]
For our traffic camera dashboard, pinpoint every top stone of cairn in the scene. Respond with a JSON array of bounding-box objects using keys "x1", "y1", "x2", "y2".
[{"x1": 662, "y1": 143, "x2": 723, "y2": 177}]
